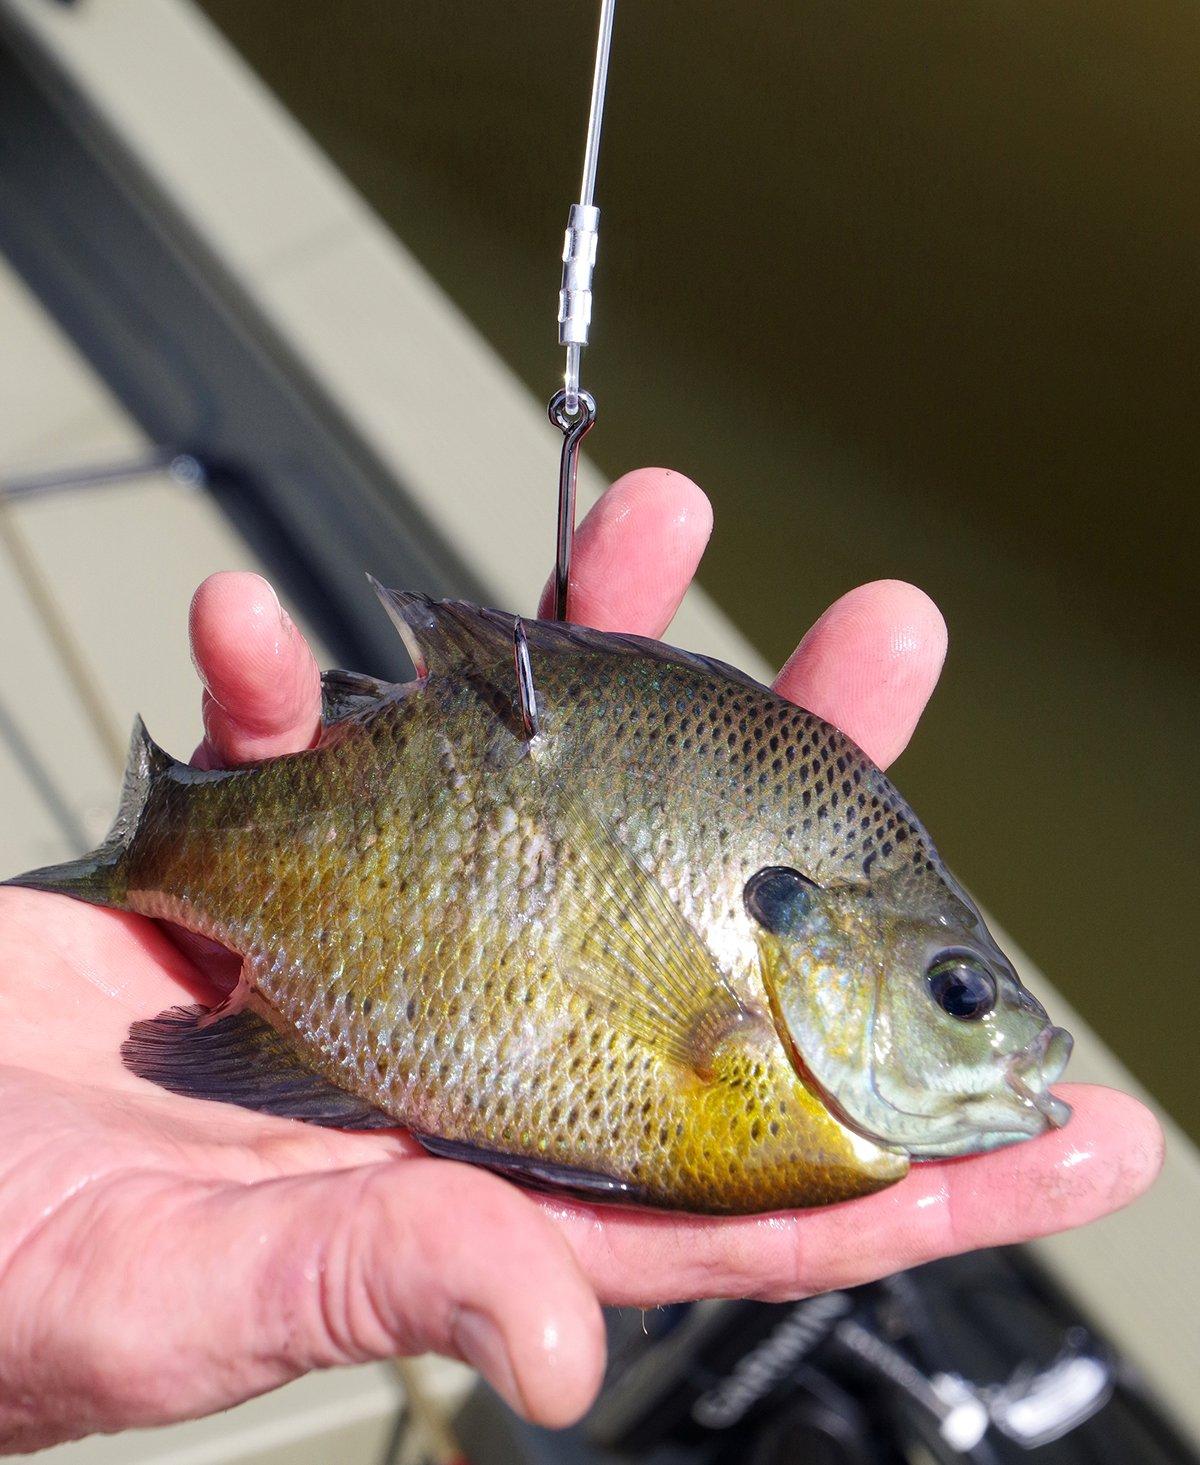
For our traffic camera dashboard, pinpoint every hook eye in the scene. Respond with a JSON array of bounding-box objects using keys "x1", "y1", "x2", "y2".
[{"x1": 549, "y1": 388, "x2": 597, "y2": 437}]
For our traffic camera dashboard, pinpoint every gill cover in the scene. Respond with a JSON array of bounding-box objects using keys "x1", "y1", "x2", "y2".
[{"x1": 754, "y1": 888, "x2": 1073, "y2": 1160}]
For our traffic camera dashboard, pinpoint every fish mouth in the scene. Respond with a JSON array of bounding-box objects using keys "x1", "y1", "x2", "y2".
[{"x1": 1003, "y1": 1025, "x2": 1073, "y2": 1129}]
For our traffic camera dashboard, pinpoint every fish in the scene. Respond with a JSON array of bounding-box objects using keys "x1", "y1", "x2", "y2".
[{"x1": 5, "y1": 584, "x2": 1072, "y2": 1214}]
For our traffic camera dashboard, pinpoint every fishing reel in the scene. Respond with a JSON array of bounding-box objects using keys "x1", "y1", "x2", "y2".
[{"x1": 452, "y1": 1248, "x2": 1197, "y2": 1465}]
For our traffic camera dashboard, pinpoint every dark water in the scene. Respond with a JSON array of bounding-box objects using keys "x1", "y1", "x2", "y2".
[{"x1": 200, "y1": 1, "x2": 1199, "y2": 1140}]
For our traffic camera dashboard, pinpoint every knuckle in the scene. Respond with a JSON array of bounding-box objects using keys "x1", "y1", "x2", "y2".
[
  {"x1": 69, "y1": 1330, "x2": 174, "y2": 1427},
  {"x1": 305, "y1": 1180, "x2": 399, "y2": 1365}
]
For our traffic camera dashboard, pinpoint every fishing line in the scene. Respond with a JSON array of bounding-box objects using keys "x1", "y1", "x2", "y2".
[{"x1": 550, "y1": 0, "x2": 616, "y2": 621}]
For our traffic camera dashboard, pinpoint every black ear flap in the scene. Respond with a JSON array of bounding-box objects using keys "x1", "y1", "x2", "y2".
[{"x1": 744, "y1": 866, "x2": 818, "y2": 936}]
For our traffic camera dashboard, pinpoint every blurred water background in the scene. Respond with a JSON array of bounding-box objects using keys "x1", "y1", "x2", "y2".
[{"x1": 199, "y1": 1, "x2": 1199, "y2": 1140}]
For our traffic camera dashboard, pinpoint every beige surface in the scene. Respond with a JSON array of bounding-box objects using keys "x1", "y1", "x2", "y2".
[
  {"x1": 26, "y1": 1366, "x2": 404, "y2": 1465},
  {"x1": 1, "y1": 0, "x2": 1197, "y2": 1453},
  {"x1": 0, "y1": 257, "x2": 415, "y2": 1462}
]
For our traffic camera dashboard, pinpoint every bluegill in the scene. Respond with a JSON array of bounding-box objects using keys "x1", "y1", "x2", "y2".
[{"x1": 7, "y1": 586, "x2": 1072, "y2": 1214}]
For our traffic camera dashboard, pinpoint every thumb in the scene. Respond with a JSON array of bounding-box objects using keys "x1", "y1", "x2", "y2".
[
  {"x1": 49, "y1": 1161, "x2": 605, "y2": 1434},
  {"x1": 189, "y1": 571, "x2": 322, "y2": 768}
]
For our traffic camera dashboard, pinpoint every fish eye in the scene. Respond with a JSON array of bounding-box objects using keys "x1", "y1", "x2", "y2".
[
  {"x1": 744, "y1": 866, "x2": 817, "y2": 936},
  {"x1": 926, "y1": 952, "x2": 997, "y2": 1020}
]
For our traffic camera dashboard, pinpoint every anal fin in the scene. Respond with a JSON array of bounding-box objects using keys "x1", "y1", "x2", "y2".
[
  {"x1": 411, "y1": 1131, "x2": 645, "y2": 1204},
  {"x1": 122, "y1": 1005, "x2": 397, "y2": 1130}
]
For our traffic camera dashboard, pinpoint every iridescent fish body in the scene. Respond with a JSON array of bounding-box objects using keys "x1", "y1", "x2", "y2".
[{"x1": 7, "y1": 588, "x2": 1071, "y2": 1214}]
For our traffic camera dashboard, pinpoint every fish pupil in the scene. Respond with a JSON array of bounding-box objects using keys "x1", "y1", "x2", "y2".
[
  {"x1": 926, "y1": 954, "x2": 997, "y2": 1020},
  {"x1": 743, "y1": 866, "x2": 817, "y2": 936}
]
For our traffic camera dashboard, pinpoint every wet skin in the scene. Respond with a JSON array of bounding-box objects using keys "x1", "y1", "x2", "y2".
[{"x1": 0, "y1": 468, "x2": 1162, "y2": 1452}]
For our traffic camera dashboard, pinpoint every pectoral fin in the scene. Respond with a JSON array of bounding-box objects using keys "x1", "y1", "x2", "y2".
[
  {"x1": 121, "y1": 1005, "x2": 397, "y2": 1129},
  {"x1": 548, "y1": 789, "x2": 751, "y2": 1076}
]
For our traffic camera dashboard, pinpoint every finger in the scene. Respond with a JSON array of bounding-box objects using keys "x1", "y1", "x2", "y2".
[
  {"x1": 46, "y1": 1161, "x2": 604, "y2": 1434},
  {"x1": 544, "y1": 1085, "x2": 1162, "y2": 1306},
  {"x1": 188, "y1": 573, "x2": 322, "y2": 768},
  {"x1": 773, "y1": 580, "x2": 947, "y2": 769},
  {"x1": 538, "y1": 468, "x2": 713, "y2": 636}
]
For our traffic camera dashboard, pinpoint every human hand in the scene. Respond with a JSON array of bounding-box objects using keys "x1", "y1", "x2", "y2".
[{"x1": 0, "y1": 469, "x2": 1161, "y2": 1453}]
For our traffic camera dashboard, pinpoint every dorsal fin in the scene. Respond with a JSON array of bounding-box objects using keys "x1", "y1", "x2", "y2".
[
  {"x1": 369, "y1": 581, "x2": 513, "y2": 679},
  {"x1": 321, "y1": 668, "x2": 398, "y2": 725},
  {"x1": 368, "y1": 582, "x2": 769, "y2": 698}
]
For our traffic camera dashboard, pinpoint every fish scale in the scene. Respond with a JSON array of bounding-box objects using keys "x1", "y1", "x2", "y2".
[{"x1": 7, "y1": 589, "x2": 1071, "y2": 1213}]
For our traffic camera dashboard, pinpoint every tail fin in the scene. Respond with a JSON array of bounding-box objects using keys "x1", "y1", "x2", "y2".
[{"x1": 4, "y1": 716, "x2": 173, "y2": 910}]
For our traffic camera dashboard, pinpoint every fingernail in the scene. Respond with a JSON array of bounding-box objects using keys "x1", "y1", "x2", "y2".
[
  {"x1": 451, "y1": 1309, "x2": 523, "y2": 1415},
  {"x1": 246, "y1": 573, "x2": 290, "y2": 633}
]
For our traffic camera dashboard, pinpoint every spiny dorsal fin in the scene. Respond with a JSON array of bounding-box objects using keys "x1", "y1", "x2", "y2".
[
  {"x1": 321, "y1": 668, "x2": 398, "y2": 725},
  {"x1": 368, "y1": 582, "x2": 770, "y2": 699},
  {"x1": 547, "y1": 786, "x2": 751, "y2": 1077},
  {"x1": 369, "y1": 581, "x2": 514, "y2": 679}
]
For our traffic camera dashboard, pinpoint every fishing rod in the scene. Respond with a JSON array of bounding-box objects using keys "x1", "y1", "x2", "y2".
[{"x1": 549, "y1": 0, "x2": 616, "y2": 622}]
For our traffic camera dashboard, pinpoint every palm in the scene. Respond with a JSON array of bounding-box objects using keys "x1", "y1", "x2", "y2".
[
  {"x1": 0, "y1": 892, "x2": 432, "y2": 1442},
  {"x1": 0, "y1": 470, "x2": 1161, "y2": 1453},
  {"x1": 0, "y1": 891, "x2": 407, "y2": 1184}
]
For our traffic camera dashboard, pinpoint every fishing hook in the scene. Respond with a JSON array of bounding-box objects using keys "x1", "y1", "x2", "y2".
[
  {"x1": 512, "y1": 615, "x2": 540, "y2": 738},
  {"x1": 549, "y1": 387, "x2": 596, "y2": 622}
]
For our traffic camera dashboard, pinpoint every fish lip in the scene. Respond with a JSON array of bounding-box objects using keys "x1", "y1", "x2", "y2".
[{"x1": 1004, "y1": 1025, "x2": 1073, "y2": 1129}]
